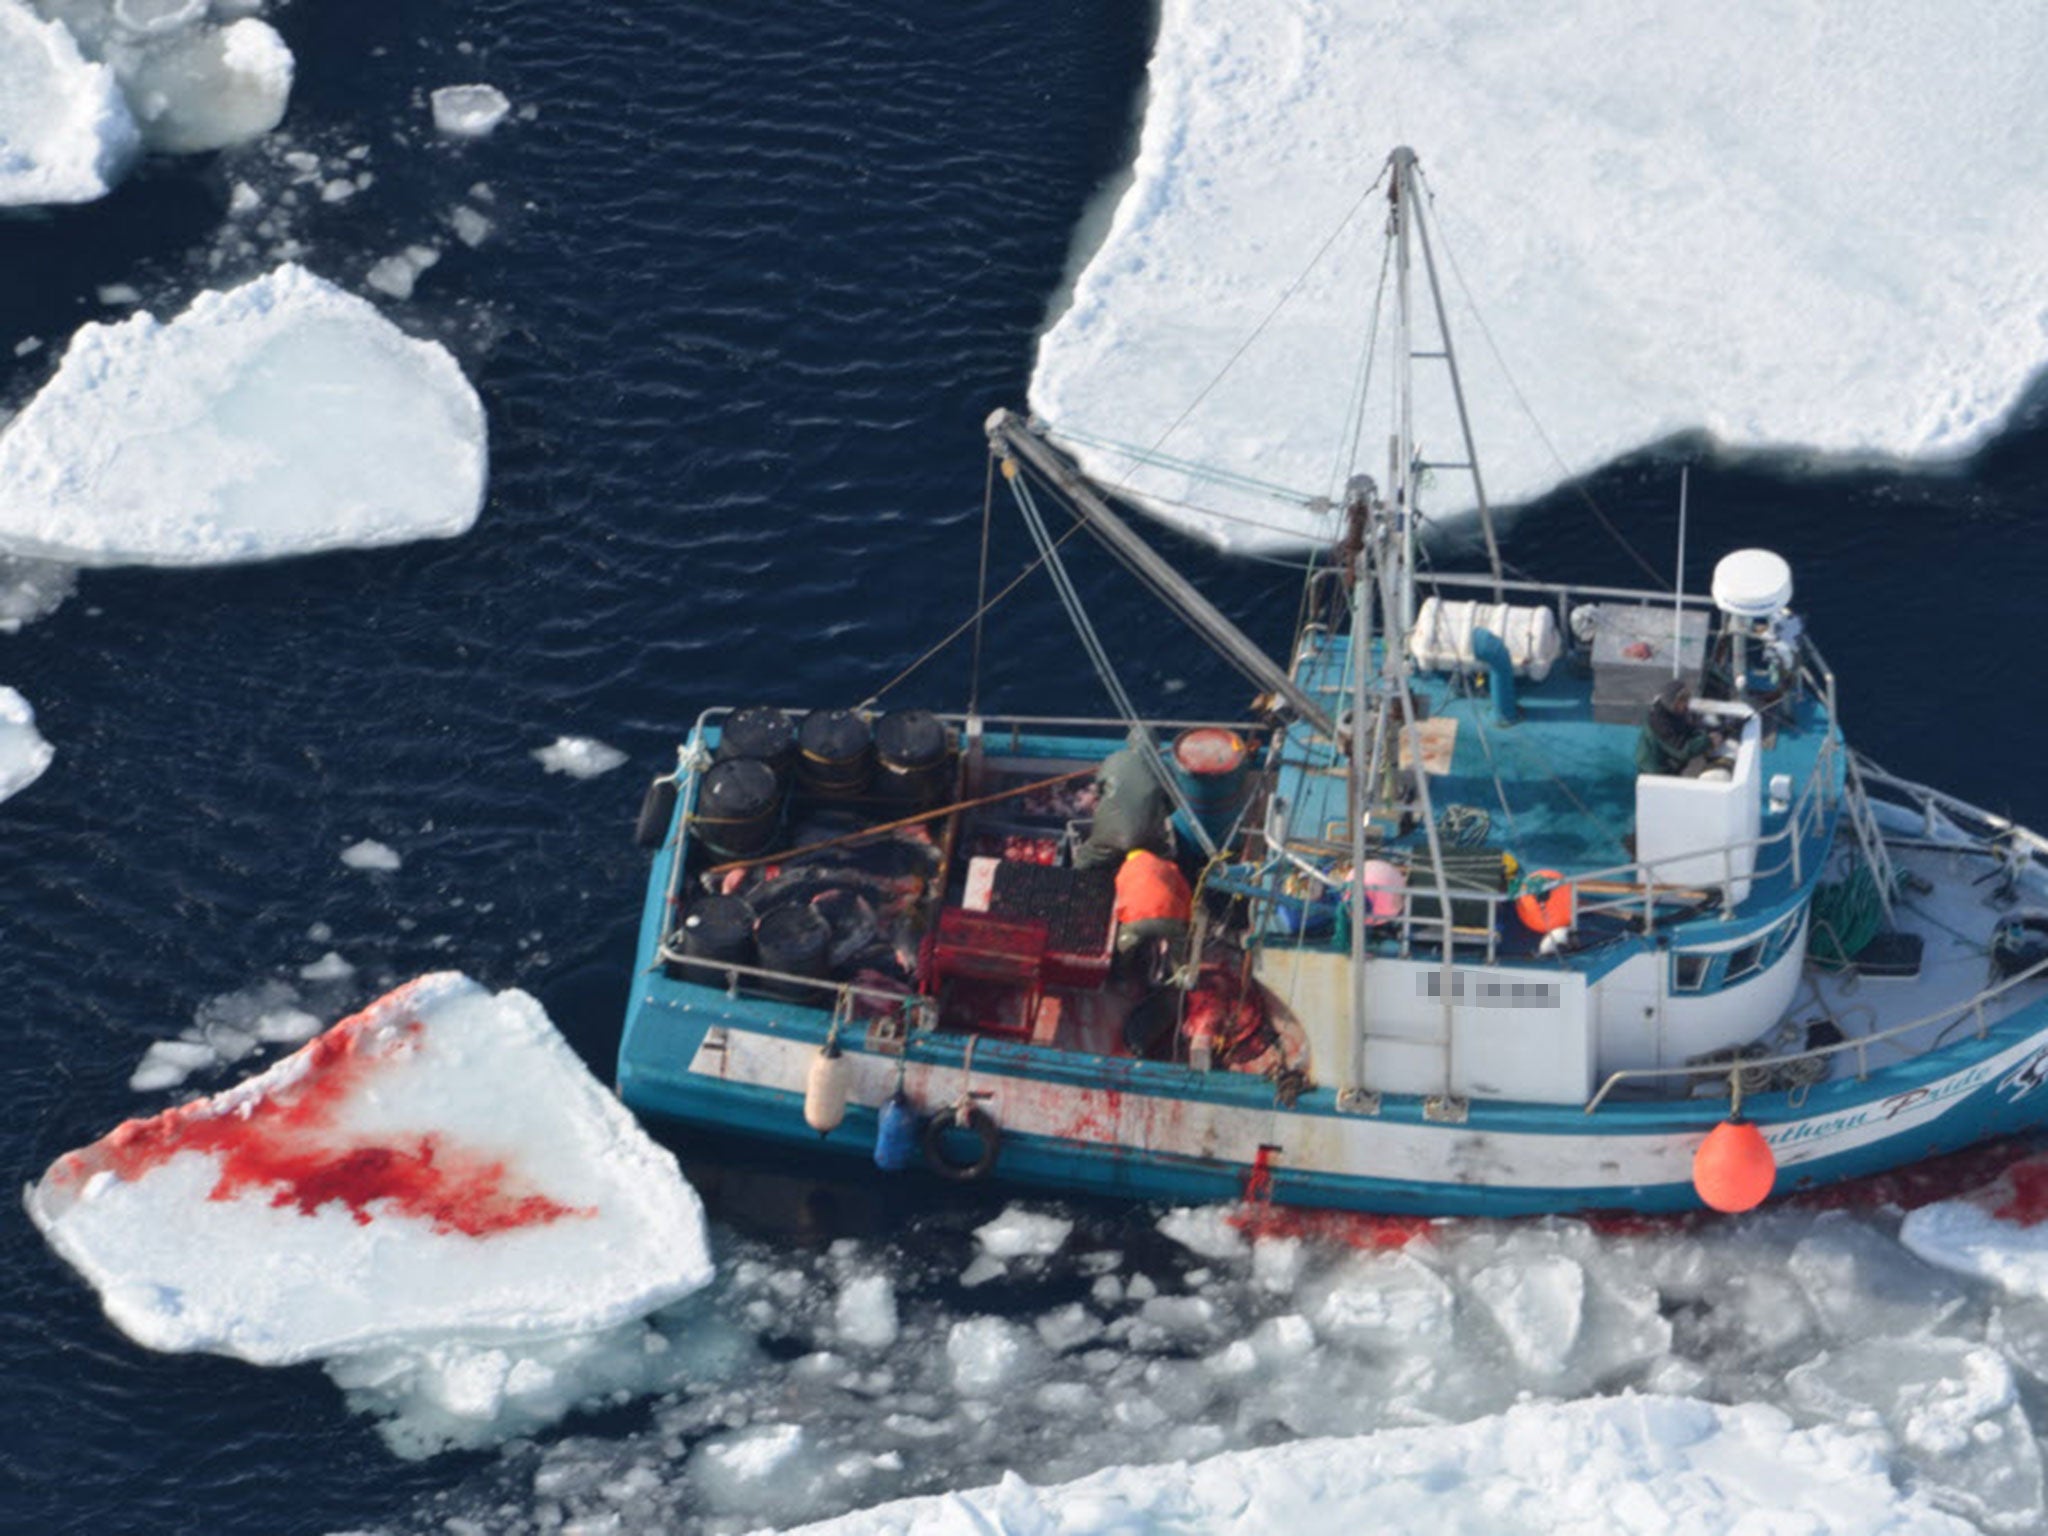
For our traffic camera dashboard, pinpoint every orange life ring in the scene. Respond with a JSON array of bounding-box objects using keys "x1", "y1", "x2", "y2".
[{"x1": 1515, "y1": 870, "x2": 1574, "y2": 934}]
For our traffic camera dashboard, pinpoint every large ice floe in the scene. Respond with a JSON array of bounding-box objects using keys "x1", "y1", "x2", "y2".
[
  {"x1": 29, "y1": 0, "x2": 291, "y2": 159},
  {"x1": 781, "y1": 1397, "x2": 1970, "y2": 1535},
  {"x1": 28, "y1": 973, "x2": 712, "y2": 1454},
  {"x1": 0, "y1": 0, "x2": 138, "y2": 205},
  {"x1": 0, "y1": 263, "x2": 487, "y2": 566},
  {"x1": 1032, "y1": 0, "x2": 2048, "y2": 549}
]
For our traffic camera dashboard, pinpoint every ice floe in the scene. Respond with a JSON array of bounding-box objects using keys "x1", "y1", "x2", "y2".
[
  {"x1": 0, "y1": 684, "x2": 53, "y2": 801},
  {"x1": 366, "y1": 243, "x2": 442, "y2": 301},
  {"x1": 532, "y1": 735, "x2": 628, "y2": 779},
  {"x1": 0, "y1": 0, "x2": 138, "y2": 206},
  {"x1": 780, "y1": 1397, "x2": 1971, "y2": 1535},
  {"x1": 431, "y1": 82, "x2": 511, "y2": 139},
  {"x1": 341, "y1": 837, "x2": 403, "y2": 871},
  {"x1": 31, "y1": 0, "x2": 292, "y2": 157},
  {"x1": 0, "y1": 263, "x2": 487, "y2": 567},
  {"x1": 31, "y1": 974, "x2": 712, "y2": 1453},
  {"x1": 1032, "y1": 0, "x2": 2048, "y2": 549}
]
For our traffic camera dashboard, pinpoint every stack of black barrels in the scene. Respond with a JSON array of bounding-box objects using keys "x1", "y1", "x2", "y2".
[{"x1": 670, "y1": 705, "x2": 954, "y2": 996}]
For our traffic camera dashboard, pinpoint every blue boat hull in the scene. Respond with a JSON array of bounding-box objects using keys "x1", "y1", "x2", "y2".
[{"x1": 618, "y1": 968, "x2": 2048, "y2": 1218}]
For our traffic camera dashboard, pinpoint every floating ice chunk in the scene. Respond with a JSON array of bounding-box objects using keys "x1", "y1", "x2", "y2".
[
  {"x1": 974, "y1": 1205, "x2": 1072, "y2": 1260},
  {"x1": 1032, "y1": 1, "x2": 2048, "y2": 551},
  {"x1": 0, "y1": 555, "x2": 75, "y2": 632},
  {"x1": 1134, "y1": 1293, "x2": 1219, "y2": 1349},
  {"x1": 431, "y1": 83, "x2": 510, "y2": 138},
  {"x1": 1034, "y1": 1302, "x2": 1104, "y2": 1355},
  {"x1": 34, "y1": 1, "x2": 292, "y2": 154},
  {"x1": 254, "y1": 1006, "x2": 320, "y2": 1043},
  {"x1": 1901, "y1": 1153, "x2": 2048, "y2": 1300},
  {"x1": 1470, "y1": 1252, "x2": 1584, "y2": 1377},
  {"x1": 1250, "y1": 1233, "x2": 1303, "y2": 1294},
  {"x1": 833, "y1": 1274, "x2": 898, "y2": 1353},
  {"x1": 1787, "y1": 1337, "x2": 2044, "y2": 1531},
  {"x1": 1305, "y1": 1248, "x2": 1453, "y2": 1353},
  {"x1": 0, "y1": 263, "x2": 488, "y2": 567},
  {"x1": 448, "y1": 203, "x2": 492, "y2": 247},
  {"x1": 1991, "y1": 1297, "x2": 2048, "y2": 1387},
  {"x1": 946, "y1": 1316, "x2": 1040, "y2": 1398},
  {"x1": 0, "y1": 0, "x2": 139, "y2": 205},
  {"x1": 128, "y1": 1037, "x2": 214, "y2": 1092},
  {"x1": 298, "y1": 950, "x2": 354, "y2": 982},
  {"x1": 365, "y1": 244, "x2": 441, "y2": 301},
  {"x1": 1157, "y1": 1204, "x2": 1247, "y2": 1260},
  {"x1": 341, "y1": 838, "x2": 401, "y2": 871},
  {"x1": 129, "y1": 977, "x2": 327, "y2": 1094},
  {"x1": 1790, "y1": 1214, "x2": 1969, "y2": 1339},
  {"x1": 333, "y1": 1322, "x2": 691, "y2": 1459},
  {"x1": 958, "y1": 1252, "x2": 1005, "y2": 1288},
  {"x1": 29, "y1": 974, "x2": 711, "y2": 1381},
  {"x1": 780, "y1": 1395, "x2": 1973, "y2": 1535},
  {"x1": 691, "y1": 1423, "x2": 843, "y2": 1525},
  {"x1": 532, "y1": 735, "x2": 628, "y2": 779},
  {"x1": 0, "y1": 685, "x2": 53, "y2": 800},
  {"x1": 132, "y1": 16, "x2": 291, "y2": 152}
]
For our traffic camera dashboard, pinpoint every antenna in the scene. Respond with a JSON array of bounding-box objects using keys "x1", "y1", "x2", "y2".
[{"x1": 1672, "y1": 465, "x2": 1690, "y2": 680}]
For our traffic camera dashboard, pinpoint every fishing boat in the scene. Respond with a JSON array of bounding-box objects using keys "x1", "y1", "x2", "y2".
[{"x1": 616, "y1": 148, "x2": 2048, "y2": 1216}]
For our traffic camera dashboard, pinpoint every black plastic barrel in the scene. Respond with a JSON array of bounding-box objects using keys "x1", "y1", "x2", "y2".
[
  {"x1": 675, "y1": 894, "x2": 757, "y2": 965},
  {"x1": 691, "y1": 756, "x2": 782, "y2": 859},
  {"x1": 873, "y1": 709, "x2": 952, "y2": 809},
  {"x1": 795, "y1": 708, "x2": 873, "y2": 800},
  {"x1": 716, "y1": 705, "x2": 798, "y2": 789},
  {"x1": 754, "y1": 902, "x2": 831, "y2": 998}
]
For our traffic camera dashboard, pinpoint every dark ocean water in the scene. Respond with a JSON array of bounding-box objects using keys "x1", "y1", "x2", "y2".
[{"x1": 7, "y1": 3, "x2": 2048, "y2": 1533}]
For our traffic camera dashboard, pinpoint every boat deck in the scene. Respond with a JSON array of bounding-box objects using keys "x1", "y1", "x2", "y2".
[
  {"x1": 1277, "y1": 633, "x2": 1836, "y2": 910},
  {"x1": 1803, "y1": 838, "x2": 2048, "y2": 1078}
]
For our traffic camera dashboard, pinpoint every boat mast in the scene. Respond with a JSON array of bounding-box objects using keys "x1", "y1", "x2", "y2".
[{"x1": 1358, "y1": 148, "x2": 1462, "y2": 1097}]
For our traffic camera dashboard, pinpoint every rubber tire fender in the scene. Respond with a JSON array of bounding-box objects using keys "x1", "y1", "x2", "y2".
[
  {"x1": 634, "y1": 777, "x2": 679, "y2": 849},
  {"x1": 922, "y1": 1102, "x2": 1000, "y2": 1181}
]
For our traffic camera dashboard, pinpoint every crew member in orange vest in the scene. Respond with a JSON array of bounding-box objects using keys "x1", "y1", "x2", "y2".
[{"x1": 1113, "y1": 848, "x2": 1193, "y2": 954}]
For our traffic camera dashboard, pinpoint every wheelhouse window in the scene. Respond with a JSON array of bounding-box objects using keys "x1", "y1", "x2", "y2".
[
  {"x1": 1673, "y1": 953, "x2": 1710, "y2": 992},
  {"x1": 1724, "y1": 940, "x2": 1765, "y2": 983}
]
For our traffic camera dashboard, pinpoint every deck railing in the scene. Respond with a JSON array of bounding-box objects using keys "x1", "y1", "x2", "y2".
[
  {"x1": 1583, "y1": 949, "x2": 2048, "y2": 1114},
  {"x1": 1252, "y1": 705, "x2": 1843, "y2": 959}
]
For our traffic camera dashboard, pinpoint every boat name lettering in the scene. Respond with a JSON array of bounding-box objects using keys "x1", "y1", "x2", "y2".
[
  {"x1": 1417, "y1": 973, "x2": 1559, "y2": 1009},
  {"x1": 1765, "y1": 1063, "x2": 2001, "y2": 1149},
  {"x1": 1877, "y1": 1063, "x2": 1999, "y2": 1121},
  {"x1": 1999, "y1": 1047, "x2": 2048, "y2": 1102},
  {"x1": 1765, "y1": 1111, "x2": 1869, "y2": 1148}
]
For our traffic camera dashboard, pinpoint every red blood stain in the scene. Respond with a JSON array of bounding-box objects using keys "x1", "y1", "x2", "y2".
[
  {"x1": 1789, "y1": 1137, "x2": 2043, "y2": 1218},
  {"x1": 1988, "y1": 1156, "x2": 2048, "y2": 1226},
  {"x1": 49, "y1": 987, "x2": 590, "y2": 1238},
  {"x1": 1229, "y1": 1204, "x2": 1434, "y2": 1251}
]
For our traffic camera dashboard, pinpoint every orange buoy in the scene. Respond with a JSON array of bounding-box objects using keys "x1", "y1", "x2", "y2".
[
  {"x1": 1514, "y1": 869, "x2": 1574, "y2": 934},
  {"x1": 1692, "y1": 1119, "x2": 1776, "y2": 1212}
]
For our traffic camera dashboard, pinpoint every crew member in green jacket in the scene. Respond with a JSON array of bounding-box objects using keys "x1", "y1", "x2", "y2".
[{"x1": 1635, "y1": 680, "x2": 1721, "y2": 776}]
